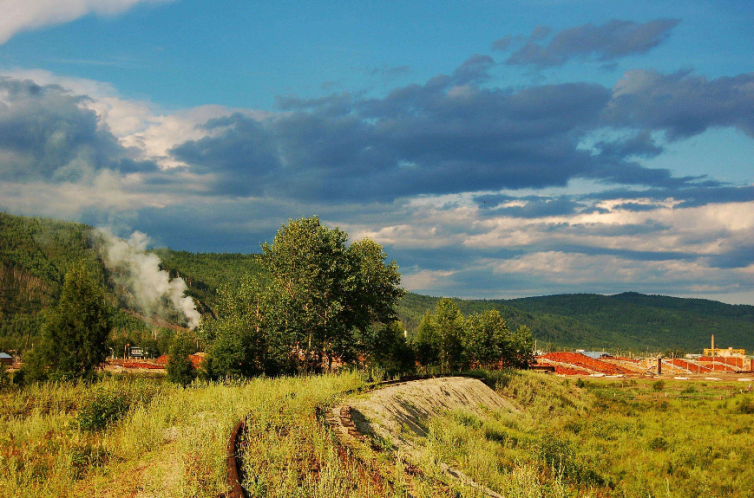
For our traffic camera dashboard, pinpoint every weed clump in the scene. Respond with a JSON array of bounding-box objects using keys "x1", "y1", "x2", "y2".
[
  {"x1": 735, "y1": 397, "x2": 754, "y2": 414},
  {"x1": 77, "y1": 381, "x2": 161, "y2": 431},
  {"x1": 648, "y1": 436, "x2": 668, "y2": 451}
]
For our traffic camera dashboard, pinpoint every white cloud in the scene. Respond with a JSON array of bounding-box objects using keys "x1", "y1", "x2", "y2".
[
  {"x1": 0, "y1": 171, "x2": 175, "y2": 218},
  {"x1": 0, "y1": 69, "x2": 272, "y2": 169},
  {"x1": 402, "y1": 268, "x2": 458, "y2": 293},
  {"x1": 1, "y1": 0, "x2": 176, "y2": 44}
]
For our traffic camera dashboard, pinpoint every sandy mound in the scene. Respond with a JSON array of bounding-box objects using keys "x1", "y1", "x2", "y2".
[
  {"x1": 338, "y1": 377, "x2": 514, "y2": 497},
  {"x1": 349, "y1": 376, "x2": 517, "y2": 445}
]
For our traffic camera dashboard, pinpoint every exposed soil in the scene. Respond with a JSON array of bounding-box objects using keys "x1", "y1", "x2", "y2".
[
  {"x1": 331, "y1": 376, "x2": 517, "y2": 497},
  {"x1": 348, "y1": 377, "x2": 517, "y2": 444}
]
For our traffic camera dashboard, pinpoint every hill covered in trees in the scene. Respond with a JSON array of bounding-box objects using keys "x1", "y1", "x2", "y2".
[
  {"x1": 397, "y1": 293, "x2": 754, "y2": 353},
  {"x1": 2, "y1": 211, "x2": 753, "y2": 354}
]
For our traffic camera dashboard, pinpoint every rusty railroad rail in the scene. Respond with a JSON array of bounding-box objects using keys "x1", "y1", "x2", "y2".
[{"x1": 223, "y1": 373, "x2": 487, "y2": 498}]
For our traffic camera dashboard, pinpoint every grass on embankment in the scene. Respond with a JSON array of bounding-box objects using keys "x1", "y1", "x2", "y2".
[{"x1": 420, "y1": 372, "x2": 754, "y2": 498}]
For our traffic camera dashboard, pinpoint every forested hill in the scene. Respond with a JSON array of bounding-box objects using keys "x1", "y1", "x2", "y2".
[
  {"x1": 2, "y1": 211, "x2": 753, "y2": 354},
  {"x1": 507, "y1": 293, "x2": 754, "y2": 352},
  {"x1": 397, "y1": 292, "x2": 754, "y2": 353},
  {"x1": 0, "y1": 212, "x2": 259, "y2": 350}
]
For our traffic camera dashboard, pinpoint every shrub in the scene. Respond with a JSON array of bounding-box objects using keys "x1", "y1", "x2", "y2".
[
  {"x1": 77, "y1": 381, "x2": 161, "y2": 431},
  {"x1": 652, "y1": 380, "x2": 665, "y2": 392},
  {"x1": 78, "y1": 387, "x2": 131, "y2": 431},
  {"x1": 648, "y1": 436, "x2": 668, "y2": 451},
  {"x1": 735, "y1": 397, "x2": 754, "y2": 415},
  {"x1": 167, "y1": 332, "x2": 197, "y2": 386},
  {"x1": 0, "y1": 362, "x2": 8, "y2": 390}
]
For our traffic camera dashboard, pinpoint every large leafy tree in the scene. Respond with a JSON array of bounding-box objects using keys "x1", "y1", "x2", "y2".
[
  {"x1": 464, "y1": 310, "x2": 511, "y2": 369},
  {"x1": 166, "y1": 331, "x2": 197, "y2": 386},
  {"x1": 208, "y1": 216, "x2": 405, "y2": 374},
  {"x1": 415, "y1": 302, "x2": 534, "y2": 371},
  {"x1": 25, "y1": 263, "x2": 112, "y2": 381},
  {"x1": 261, "y1": 217, "x2": 353, "y2": 369},
  {"x1": 414, "y1": 311, "x2": 439, "y2": 366},
  {"x1": 202, "y1": 276, "x2": 292, "y2": 378},
  {"x1": 434, "y1": 298, "x2": 465, "y2": 372},
  {"x1": 362, "y1": 321, "x2": 415, "y2": 375},
  {"x1": 510, "y1": 325, "x2": 535, "y2": 369}
]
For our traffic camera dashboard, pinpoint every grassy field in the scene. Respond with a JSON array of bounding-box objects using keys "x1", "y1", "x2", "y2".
[
  {"x1": 419, "y1": 372, "x2": 754, "y2": 498},
  {"x1": 0, "y1": 372, "x2": 366, "y2": 498},
  {"x1": 2, "y1": 371, "x2": 753, "y2": 497}
]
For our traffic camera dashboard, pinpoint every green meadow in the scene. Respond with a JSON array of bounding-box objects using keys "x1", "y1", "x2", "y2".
[{"x1": 2, "y1": 371, "x2": 753, "y2": 497}]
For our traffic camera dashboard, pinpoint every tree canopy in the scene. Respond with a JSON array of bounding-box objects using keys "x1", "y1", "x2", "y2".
[
  {"x1": 204, "y1": 216, "x2": 406, "y2": 376},
  {"x1": 415, "y1": 298, "x2": 534, "y2": 371},
  {"x1": 24, "y1": 263, "x2": 112, "y2": 381}
]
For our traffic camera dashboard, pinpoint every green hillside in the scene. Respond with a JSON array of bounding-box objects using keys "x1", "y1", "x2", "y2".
[
  {"x1": 395, "y1": 293, "x2": 630, "y2": 350},
  {"x1": 0, "y1": 212, "x2": 153, "y2": 350},
  {"x1": 152, "y1": 248, "x2": 262, "y2": 316},
  {"x1": 397, "y1": 292, "x2": 754, "y2": 352},
  {"x1": 507, "y1": 293, "x2": 754, "y2": 352},
  {"x1": 2, "y1": 211, "x2": 752, "y2": 354}
]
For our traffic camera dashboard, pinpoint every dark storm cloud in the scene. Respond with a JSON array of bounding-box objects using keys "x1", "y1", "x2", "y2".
[
  {"x1": 172, "y1": 57, "x2": 707, "y2": 203},
  {"x1": 0, "y1": 77, "x2": 156, "y2": 182},
  {"x1": 505, "y1": 19, "x2": 680, "y2": 68},
  {"x1": 593, "y1": 131, "x2": 663, "y2": 159},
  {"x1": 707, "y1": 245, "x2": 754, "y2": 270},
  {"x1": 169, "y1": 113, "x2": 281, "y2": 195},
  {"x1": 606, "y1": 70, "x2": 754, "y2": 140}
]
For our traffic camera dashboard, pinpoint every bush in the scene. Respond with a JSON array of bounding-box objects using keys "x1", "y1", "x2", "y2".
[
  {"x1": 0, "y1": 363, "x2": 8, "y2": 390},
  {"x1": 167, "y1": 332, "x2": 197, "y2": 386},
  {"x1": 648, "y1": 436, "x2": 668, "y2": 451},
  {"x1": 77, "y1": 381, "x2": 162, "y2": 431},
  {"x1": 652, "y1": 380, "x2": 665, "y2": 392},
  {"x1": 736, "y1": 397, "x2": 754, "y2": 415},
  {"x1": 78, "y1": 387, "x2": 131, "y2": 431}
]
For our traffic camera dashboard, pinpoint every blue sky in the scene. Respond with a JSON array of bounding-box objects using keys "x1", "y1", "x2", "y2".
[{"x1": 1, "y1": 0, "x2": 754, "y2": 304}]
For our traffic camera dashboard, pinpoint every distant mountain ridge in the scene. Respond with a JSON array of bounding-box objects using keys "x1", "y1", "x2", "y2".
[
  {"x1": 396, "y1": 292, "x2": 754, "y2": 353},
  {"x1": 1, "y1": 212, "x2": 752, "y2": 353}
]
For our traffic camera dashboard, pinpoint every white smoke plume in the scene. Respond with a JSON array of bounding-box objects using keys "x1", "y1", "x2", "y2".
[{"x1": 95, "y1": 228, "x2": 201, "y2": 329}]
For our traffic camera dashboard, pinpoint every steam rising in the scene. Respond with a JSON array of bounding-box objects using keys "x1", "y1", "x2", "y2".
[{"x1": 95, "y1": 228, "x2": 201, "y2": 329}]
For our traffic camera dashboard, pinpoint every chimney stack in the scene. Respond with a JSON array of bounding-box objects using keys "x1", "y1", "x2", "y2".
[{"x1": 711, "y1": 334, "x2": 715, "y2": 351}]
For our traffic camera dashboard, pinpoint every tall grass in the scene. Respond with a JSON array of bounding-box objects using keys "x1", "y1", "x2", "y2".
[
  {"x1": 3, "y1": 371, "x2": 753, "y2": 497},
  {"x1": 1, "y1": 372, "x2": 365, "y2": 497},
  {"x1": 416, "y1": 371, "x2": 754, "y2": 497}
]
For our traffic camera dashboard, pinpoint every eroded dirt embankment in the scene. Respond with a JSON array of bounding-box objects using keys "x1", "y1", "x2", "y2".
[
  {"x1": 345, "y1": 376, "x2": 517, "y2": 450},
  {"x1": 331, "y1": 376, "x2": 517, "y2": 498}
]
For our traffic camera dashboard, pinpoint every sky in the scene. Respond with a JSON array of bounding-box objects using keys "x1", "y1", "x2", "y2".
[{"x1": 1, "y1": 0, "x2": 754, "y2": 304}]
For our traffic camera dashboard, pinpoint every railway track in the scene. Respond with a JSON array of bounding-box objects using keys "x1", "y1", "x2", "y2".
[{"x1": 222, "y1": 373, "x2": 489, "y2": 498}]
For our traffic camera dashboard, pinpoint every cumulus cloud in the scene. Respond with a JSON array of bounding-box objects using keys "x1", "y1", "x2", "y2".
[
  {"x1": 504, "y1": 19, "x2": 680, "y2": 68},
  {"x1": 169, "y1": 74, "x2": 690, "y2": 202},
  {"x1": 0, "y1": 77, "x2": 161, "y2": 188},
  {"x1": 2, "y1": 51, "x2": 754, "y2": 304},
  {"x1": 170, "y1": 56, "x2": 754, "y2": 204},
  {"x1": 0, "y1": 0, "x2": 176, "y2": 44}
]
